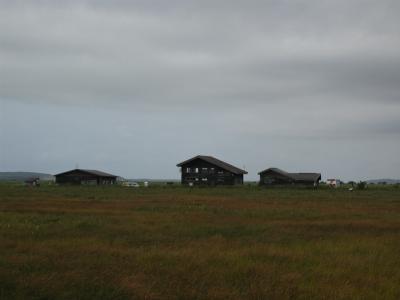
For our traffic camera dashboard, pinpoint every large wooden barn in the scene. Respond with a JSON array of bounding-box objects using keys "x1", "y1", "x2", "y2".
[
  {"x1": 258, "y1": 168, "x2": 321, "y2": 186},
  {"x1": 55, "y1": 169, "x2": 117, "y2": 185},
  {"x1": 177, "y1": 155, "x2": 247, "y2": 186}
]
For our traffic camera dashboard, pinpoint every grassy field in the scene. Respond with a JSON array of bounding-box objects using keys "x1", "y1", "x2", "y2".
[{"x1": 1, "y1": 184, "x2": 400, "y2": 299}]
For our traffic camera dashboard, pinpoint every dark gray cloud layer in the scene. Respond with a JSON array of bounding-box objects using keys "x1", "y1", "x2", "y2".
[{"x1": 1, "y1": 0, "x2": 400, "y2": 180}]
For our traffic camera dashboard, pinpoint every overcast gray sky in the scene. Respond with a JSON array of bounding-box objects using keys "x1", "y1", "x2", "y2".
[{"x1": 1, "y1": 0, "x2": 400, "y2": 181}]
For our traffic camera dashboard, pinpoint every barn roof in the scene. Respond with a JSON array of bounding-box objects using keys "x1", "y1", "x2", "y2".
[
  {"x1": 258, "y1": 168, "x2": 321, "y2": 182},
  {"x1": 54, "y1": 169, "x2": 117, "y2": 178},
  {"x1": 258, "y1": 167, "x2": 290, "y2": 176},
  {"x1": 177, "y1": 155, "x2": 248, "y2": 175},
  {"x1": 290, "y1": 173, "x2": 321, "y2": 182}
]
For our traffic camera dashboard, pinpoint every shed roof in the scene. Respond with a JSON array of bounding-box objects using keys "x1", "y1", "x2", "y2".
[
  {"x1": 258, "y1": 167, "x2": 291, "y2": 176},
  {"x1": 54, "y1": 169, "x2": 117, "y2": 178},
  {"x1": 258, "y1": 168, "x2": 321, "y2": 182},
  {"x1": 290, "y1": 173, "x2": 321, "y2": 182},
  {"x1": 177, "y1": 155, "x2": 248, "y2": 175}
]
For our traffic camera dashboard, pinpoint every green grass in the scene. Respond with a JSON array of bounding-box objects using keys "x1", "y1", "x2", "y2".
[{"x1": 1, "y1": 184, "x2": 400, "y2": 299}]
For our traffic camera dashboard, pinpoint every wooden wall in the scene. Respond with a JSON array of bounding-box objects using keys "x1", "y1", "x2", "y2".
[{"x1": 180, "y1": 158, "x2": 243, "y2": 186}]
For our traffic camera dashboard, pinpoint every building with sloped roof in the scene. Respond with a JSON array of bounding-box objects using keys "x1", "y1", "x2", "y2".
[
  {"x1": 258, "y1": 168, "x2": 321, "y2": 186},
  {"x1": 177, "y1": 155, "x2": 247, "y2": 186},
  {"x1": 54, "y1": 169, "x2": 117, "y2": 185}
]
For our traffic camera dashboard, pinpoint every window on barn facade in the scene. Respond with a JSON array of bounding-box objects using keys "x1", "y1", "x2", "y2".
[{"x1": 202, "y1": 168, "x2": 208, "y2": 173}]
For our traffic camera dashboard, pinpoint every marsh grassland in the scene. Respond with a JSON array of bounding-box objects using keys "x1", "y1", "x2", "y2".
[{"x1": 1, "y1": 184, "x2": 400, "y2": 299}]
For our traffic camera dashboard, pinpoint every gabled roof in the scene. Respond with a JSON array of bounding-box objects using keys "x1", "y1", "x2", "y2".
[
  {"x1": 290, "y1": 173, "x2": 321, "y2": 182},
  {"x1": 54, "y1": 169, "x2": 117, "y2": 178},
  {"x1": 177, "y1": 155, "x2": 248, "y2": 175},
  {"x1": 258, "y1": 167, "x2": 290, "y2": 176},
  {"x1": 258, "y1": 168, "x2": 321, "y2": 182}
]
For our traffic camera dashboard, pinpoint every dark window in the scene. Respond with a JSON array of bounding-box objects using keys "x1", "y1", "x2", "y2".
[{"x1": 264, "y1": 177, "x2": 275, "y2": 184}]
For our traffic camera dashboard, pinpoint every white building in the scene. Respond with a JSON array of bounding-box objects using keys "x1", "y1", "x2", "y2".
[{"x1": 326, "y1": 179, "x2": 341, "y2": 187}]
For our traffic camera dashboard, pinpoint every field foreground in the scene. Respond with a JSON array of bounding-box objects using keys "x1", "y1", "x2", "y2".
[{"x1": 1, "y1": 185, "x2": 400, "y2": 299}]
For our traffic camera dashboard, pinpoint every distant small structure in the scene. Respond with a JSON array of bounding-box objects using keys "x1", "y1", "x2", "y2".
[
  {"x1": 177, "y1": 155, "x2": 247, "y2": 186},
  {"x1": 326, "y1": 179, "x2": 341, "y2": 188},
  {"x1": 54, "y1": 169, "x2": 117, "y2": 185},
  {"x1": 258, "y1": 168, "x2": 321, "y2": 186},
  {"x1": 25, "y1": 177, "x2": 40, "y2": 187},
  {"x1": 122, "y1": 181, "x2": 140, "y2": 188}
]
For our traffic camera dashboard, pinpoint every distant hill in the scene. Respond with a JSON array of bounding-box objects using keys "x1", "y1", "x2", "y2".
[
  {"x1": 0, "y1": 172, "x2": 55, "y2": 182},
  {"x1": 366, "y1": 179, "x2": 400, "y2": 185}
]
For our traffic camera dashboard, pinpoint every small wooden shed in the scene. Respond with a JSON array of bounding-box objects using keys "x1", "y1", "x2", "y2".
[
  {"x1": 54, "y1": 169, "x2": 117, "y2": 185},
  {"x1": 258, "y1": 168, "x2": 321, "y2": 186}
]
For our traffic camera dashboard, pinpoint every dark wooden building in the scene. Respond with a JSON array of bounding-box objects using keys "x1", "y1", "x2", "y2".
[
  {"x1": 177, "y1": 155, "x2": 247, "y2": 186},
  {"x1": 55, "y1": 169, "x2": 117, "y2": 185},
  {"x1": 258, "y1": 168, "x2": 321, "y2": 186}
]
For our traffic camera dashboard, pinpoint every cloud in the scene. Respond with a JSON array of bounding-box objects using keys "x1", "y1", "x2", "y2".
[{"x1": 1, "y1": 0, "x2": 400, "y2": 106}]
